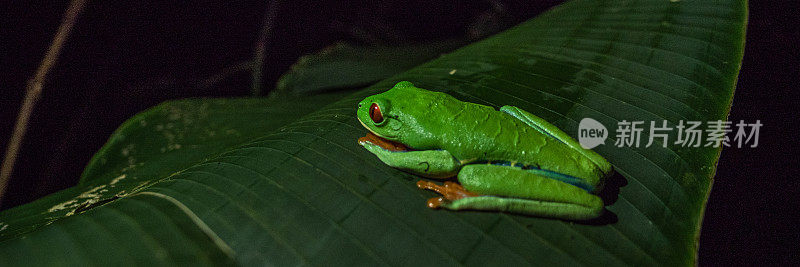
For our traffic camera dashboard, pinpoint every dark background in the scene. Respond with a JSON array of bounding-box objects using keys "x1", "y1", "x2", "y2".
[{"x1": 0, "y1": 0, "x2": 796, "y2": 265}]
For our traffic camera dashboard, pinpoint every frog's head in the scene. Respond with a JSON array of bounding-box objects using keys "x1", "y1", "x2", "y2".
[{"x1": 357, "y1": 81, "x2": 443, "y2": 151}]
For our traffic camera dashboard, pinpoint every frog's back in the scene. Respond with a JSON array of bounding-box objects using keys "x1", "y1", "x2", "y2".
[{"x1": 434, "y1": 100, "x2": 603, "y2": 183}]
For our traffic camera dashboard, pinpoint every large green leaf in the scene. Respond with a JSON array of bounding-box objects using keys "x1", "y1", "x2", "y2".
[
  {"x1": 0, "y1": 94, "x2": 350, "y2": 265},
  {"x1": 0, "y1": 0, "x2": 746, "y2": 266}
]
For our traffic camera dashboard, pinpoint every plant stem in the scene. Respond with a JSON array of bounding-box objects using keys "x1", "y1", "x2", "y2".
[
  {"x1": 198, "y1": 60, "x2": 254, "y2": 90},
  {"x1": 0, "y1": 0, "x2": 89, "y2": 205},
  {"x1": 251, "y1": 0, "x2": 280, "y2": 96}
]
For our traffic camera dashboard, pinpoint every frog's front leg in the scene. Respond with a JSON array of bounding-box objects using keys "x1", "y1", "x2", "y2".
[
  {"x1": 421, "y1": 164, "x2": 604, "y2": 220},
  {"x1": 359, "y1": 141, "x2": 462, "y2": 178}
]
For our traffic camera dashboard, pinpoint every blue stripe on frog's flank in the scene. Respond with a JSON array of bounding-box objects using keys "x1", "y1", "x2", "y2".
[
  {"x1": 477, "y1": 160, "x2": 595, "y2": 192},
  {"x1": 523, "y1": 167, "x2": 595, "y2": 193}
]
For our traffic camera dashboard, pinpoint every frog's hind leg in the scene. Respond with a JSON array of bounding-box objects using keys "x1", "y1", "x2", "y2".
[{"x1": 420, "y1": 164, "x2": 604, "y2": 220}]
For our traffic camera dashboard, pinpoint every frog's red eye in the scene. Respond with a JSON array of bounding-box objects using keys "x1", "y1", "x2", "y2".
[{"x1": 369, "y1": 103, "x2": 384, "y2": 123}]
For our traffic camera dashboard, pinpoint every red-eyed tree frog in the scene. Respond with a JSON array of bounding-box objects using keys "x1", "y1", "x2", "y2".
[{"x1": 356, "y1": 81, "x2": 613, "y2": 220}]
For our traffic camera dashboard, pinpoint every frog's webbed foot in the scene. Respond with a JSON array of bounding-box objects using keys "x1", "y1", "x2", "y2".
[{"x1": 416, "y1": 180, "x2": 479, "y2": 208}]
